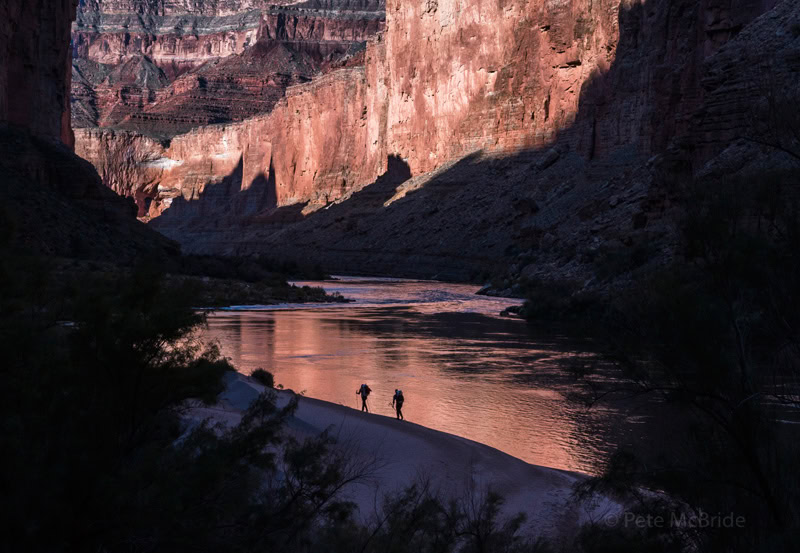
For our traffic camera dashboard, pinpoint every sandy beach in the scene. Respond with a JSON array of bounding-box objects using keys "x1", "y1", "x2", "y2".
[{"x1": 186, "y1": 372, "x2": 620, "y2": 541}]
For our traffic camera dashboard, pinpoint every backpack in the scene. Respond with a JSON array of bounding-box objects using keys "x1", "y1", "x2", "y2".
[
  {"x1": 396, "y1": 390, "x2": 404, "y2": 402},
  {"x1": 360, "y1": 384, "x2": 371, "y2": 397}
]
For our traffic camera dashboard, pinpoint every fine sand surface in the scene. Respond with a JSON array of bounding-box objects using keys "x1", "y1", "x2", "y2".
[{"x1": 186, "y1": 372, "x2": 620, "y2": 541}]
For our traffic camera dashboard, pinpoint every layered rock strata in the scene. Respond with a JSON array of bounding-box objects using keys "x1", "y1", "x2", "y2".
[
  {"x1": 71, "y1": 0, "x2": 384, "y2": 132},
  {"x1": 82, "y1": 0, "x2": 780, "y2": 215},
  {"x1": 74, "y1": 47, "x2": 383, "y2": 217},
  {"x1": 74, "y1": 0, "x2": 798, "y2": 284},
  {"x1": 148, "y1": 0, "x2": 794, "y2": 284}
]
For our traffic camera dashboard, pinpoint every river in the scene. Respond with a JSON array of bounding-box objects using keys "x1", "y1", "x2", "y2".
[{"x1": 199, "y1": 277, "x2": 636, "y2": 475}]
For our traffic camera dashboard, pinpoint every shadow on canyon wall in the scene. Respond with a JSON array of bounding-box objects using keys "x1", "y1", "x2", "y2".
[
  {"x1": 151, "y1": 0, "x2": 786, "y2": 280},
  {"x1": 153, "y1": 154, "x2": 412, "y2": 230},
  {"x1": 152, "y1": 156, "x2": 280, "y2": 229}
]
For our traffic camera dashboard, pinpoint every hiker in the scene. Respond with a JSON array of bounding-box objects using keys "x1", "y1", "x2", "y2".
[
  {"x1": 356, "y1": 383, "x2": 372, "y2": 412},
  {"x1": 392, "y1": 389, "x2": 404, "y2": 420}
]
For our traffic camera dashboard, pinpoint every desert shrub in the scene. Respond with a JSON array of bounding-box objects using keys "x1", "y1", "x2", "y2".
[
  {"x1": 0, "y1": 254, "x2": 364, "y2": 552},
  {"x1": 572, "y1": 173, "x2": 800, "y2": 552},
  {"x1": 252, "y1": 367, "x2": 275, "y2": 388},
  {"x1": 0, "y1": 260, "x2": 235, "y2": 551},
  {"x1": 174, "y1": 254, "x2": 332, "y2": 292},
  {"x1": 575, "y1": 522, "x2": 677, "y2": 553},
  {"x1": 318, "y1": 480, "x2": 550, "y2": 553}
]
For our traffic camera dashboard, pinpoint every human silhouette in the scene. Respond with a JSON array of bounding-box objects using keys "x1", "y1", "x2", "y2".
[
  {"x1": 392, "y1": 389, "x2": 405, "y2": 420},
  {"x1": 356, "y1": 383, "x2": 371, "y2": 412}
]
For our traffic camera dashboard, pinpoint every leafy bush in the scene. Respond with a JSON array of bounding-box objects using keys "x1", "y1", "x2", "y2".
[
  {"x1": 312, "y1": 479, "x2": 551, "y2": 553},
  {"x1": 588, "y1": 241, "x2": 658, "y2": 281},
  {"x1": 177, "y1": 253, "x2": 330, "y2": 283},
  {"x1": 0, "y1": 258, "x2": 235, "y2": 551},
  {"x1": 251, "y1": 367, "x2": 275, "y2": 388}
]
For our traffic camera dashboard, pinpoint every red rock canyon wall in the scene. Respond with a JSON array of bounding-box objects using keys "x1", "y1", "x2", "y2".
[
  {"x1": 76, "y1": 54, "x2": 385, "y2": 217},
  {"x1": 77, "y1": 0, "x2": 781, "y2": 225},
  {"x1": 71, "y1": 0, "x2": 384, "y2": 131},
  {"x1": 1, "y1": 0, "x2": 78, "y2": 147},
  {"x1": 378, "y1": 0, "x2": 778, "y2": 175}
]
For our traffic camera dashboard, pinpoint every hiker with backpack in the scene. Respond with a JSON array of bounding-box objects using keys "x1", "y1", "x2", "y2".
[
  {"x1": 392, "y1": 389, "x2": 405, "y2": 420},
  {"x1": 356, "y1": 383, "x2": 372, "y2": 412}
]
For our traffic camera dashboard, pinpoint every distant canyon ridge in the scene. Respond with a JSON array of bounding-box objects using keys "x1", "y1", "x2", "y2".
[
  {"x1": 72, "y1": 0, "x2": 800, "y2": 284},
  {"x1": 72, "y1": 0, "x2": 384, "y2": 216}
]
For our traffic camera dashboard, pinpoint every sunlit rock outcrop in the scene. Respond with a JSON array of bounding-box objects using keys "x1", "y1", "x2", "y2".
[
  {"x1": 73, "y1": 0, "x2": 385, "y2": 214},
  {"x1": 76, "y1": 54, "x2": 383, "y2": 218},
  {"x1": 80, "y1": 0, "x2": 776, "y2": 214},
  {"x1": 71, "y1": 0, "x2": 384, "y2": 132},
  {"x1": 74, "y1": 0, "x2": 797, "y2": 282}
]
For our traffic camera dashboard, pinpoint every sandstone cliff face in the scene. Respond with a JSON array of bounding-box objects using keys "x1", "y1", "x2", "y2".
[
  {"x1": 83, "y1": 0, "x2": 777, "y2": 217},
  {"x1": 76, "y1": 58, "x2": 384, "y2": 218},
  {"x1": 73, "y1": 0, "x2": 385, "y2": 214},
  {"x1": 72, "y1": 0, "x2": 384, "y2": 132},
  {"x1": 377, "y1": 0, "x2": 779, "y2": 175},
  {"x1": 80, "y1": 0, "x2": 296, "y2": 17},
  {"x1": 72, "y1": 12, "x2": 262, "y2": 78},
  {"x1": 378, "y1": 0, "x2": 616, "y2": 174},
  {"x1": 74, "y1": 0, "x2": 797, "y2": 283},
  {"x1": 137, "y1": 0, "x2": 796, "y2": 285},
  {"x1": 1, "y1": 0, "x2": 77, "y2": 147}
]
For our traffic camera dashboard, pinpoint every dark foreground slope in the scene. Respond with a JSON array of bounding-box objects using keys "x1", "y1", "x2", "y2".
[
  {"x1": 0, "y1": 127, "x2": 179, "y2": 264},
  {"x1": 1, "y1": 0, "x2": 178, "y2": 264},
  {"x1": 1, "y1": 0, "x2": 338, "y2": 305}
]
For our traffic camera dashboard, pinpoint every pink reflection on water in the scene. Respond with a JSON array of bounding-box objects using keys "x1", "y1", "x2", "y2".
[{"x1": 199, "y1": 278, "x2": 618, "y2": 474}]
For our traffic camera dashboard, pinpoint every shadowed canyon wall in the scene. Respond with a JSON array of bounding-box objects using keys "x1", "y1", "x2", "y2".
[
  {"x1": 0, "y1": 0, "x2": 178, "y2": 263},
  {"x1": 1, "y1": 0, "x2": 78, "y2": 147}
]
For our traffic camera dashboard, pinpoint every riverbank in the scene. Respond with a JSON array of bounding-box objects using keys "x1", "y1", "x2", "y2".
[
  {"x1": 187, "y1": 372, "x2": 621, "y2": 542},
  {"x1": 44, "y1": 258, "x2": 345, "y2": 308}
]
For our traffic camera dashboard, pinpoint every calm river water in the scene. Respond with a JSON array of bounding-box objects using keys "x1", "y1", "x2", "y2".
[{"x1": 199, "y1": 277, "x2": 637, "y2": 474}]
